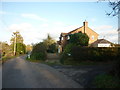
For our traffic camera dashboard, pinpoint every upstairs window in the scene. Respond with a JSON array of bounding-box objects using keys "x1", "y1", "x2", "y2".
[{"x1": 92, "y1": 35, "x2": 94, "y2": 40}]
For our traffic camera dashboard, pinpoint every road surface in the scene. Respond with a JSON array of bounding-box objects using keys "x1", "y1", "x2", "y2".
[{"x1": 2, "y1": 56, "x2": 82, "y2": 88}]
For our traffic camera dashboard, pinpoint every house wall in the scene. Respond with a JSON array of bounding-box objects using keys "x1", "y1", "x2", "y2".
[
  {"x1": 85, "y1": 27, "x2": 98, "y2": 44},
  {"x1": 69, "y1": 26, "x2": 98, "y2": 44}
]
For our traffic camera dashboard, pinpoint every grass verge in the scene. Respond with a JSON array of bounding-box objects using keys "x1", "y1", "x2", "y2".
[
  {"x1": 93, "y1": 74, "x2": 120, "y2": 88},
  {"x1": 63, "y1": 59, "x2": 113, "y2": 66},
  {"x1": 2, "y1": 55, "x2": 19, "y2": 64},
  {"x1": 43, "y1": 61, "x2": 62, "y2": 66},
  {"x1": 26, "y1": 56, "x2": 44, "y2": 63},
  {"x1": 26, "y1": 56, "x2": 61, "y2": 66}
]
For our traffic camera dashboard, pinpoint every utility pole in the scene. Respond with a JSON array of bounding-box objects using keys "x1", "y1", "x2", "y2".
[{"x1": 13, "y1": 32, "x2": 17, "y2": 56}]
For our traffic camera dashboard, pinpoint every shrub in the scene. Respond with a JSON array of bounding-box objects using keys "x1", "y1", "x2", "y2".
[
  {"x1": 60, "y1": 43, "x2": 76, "y2": 64},
  {"x1": 47, "y1": 43, "x2": 58, "y2": 53},
  {"x1": 30, "y1": 52, "x2": 47, "y2": 60},
  {"x1": 30, "y1": 42, "x2": 47, "y2": 60},
  {"x1": 63, "y1": 43, "x2": 76, "y2": 54}
]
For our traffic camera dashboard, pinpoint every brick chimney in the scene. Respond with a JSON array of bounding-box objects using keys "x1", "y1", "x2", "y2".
[{"x1": 83, "y1": 20, "x2": 88, "y2": 33}]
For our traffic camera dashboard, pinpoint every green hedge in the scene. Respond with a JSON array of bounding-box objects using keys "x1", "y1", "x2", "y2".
[
  {"x1": 60, "y1": 46, "x2": 119, "y2": 64},
  {"x1": 71, "y1": 47, "x2": 119, "y2": 62}
]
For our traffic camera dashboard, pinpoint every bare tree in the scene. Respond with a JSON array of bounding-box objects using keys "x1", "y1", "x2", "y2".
[{"x1": 99, "y1": 0, "x2": 120, "y2": 44}]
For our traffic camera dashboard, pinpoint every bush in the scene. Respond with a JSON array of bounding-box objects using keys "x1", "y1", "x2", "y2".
[
  {"x1": 30, "y1": 42, "x2": 47, "y2": 60},
  {"x1": 60, "y1": 43, "x2": 76, "y2": 64},
  {"x1": 30, "y1": 52, "x2": 46, "y2": 60},
  {"x1": 47, "y1": 43, "x2": 58, "y2": 53},
  {"x1": 63, "y1": 43, "x2": 76, "y2": 54}
]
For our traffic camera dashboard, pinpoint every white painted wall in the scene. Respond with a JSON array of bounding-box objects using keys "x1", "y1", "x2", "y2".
[{"x1": 98, "y1": 43, "x2": 111, "y2": 47}]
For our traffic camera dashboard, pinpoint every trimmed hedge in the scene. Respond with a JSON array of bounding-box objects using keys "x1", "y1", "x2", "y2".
[
  {"x1": 60, "y1": 46, "x2": 120, "y2": 64},
  {"x1": 71, "y1": 47, "x2": 119, "y2": 62}
]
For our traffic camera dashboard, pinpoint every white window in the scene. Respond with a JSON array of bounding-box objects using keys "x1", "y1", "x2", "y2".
[
  {"x1": 67, "y1": 36, "x2": 70, "y2": 40},
  {"x1": 92, "y1": 35, "x2": 94, "y2": 40}
]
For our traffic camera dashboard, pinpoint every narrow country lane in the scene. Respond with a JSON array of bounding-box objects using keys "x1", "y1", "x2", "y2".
[{"x1": 2, "y1": 56, "x2": 83, "y2": 88}]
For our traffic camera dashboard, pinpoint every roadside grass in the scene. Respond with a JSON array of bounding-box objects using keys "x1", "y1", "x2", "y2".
[
  {"x1": 2, "y1": 55, "x2": 20, "y2": 64},
  {"x1": 43, "y1": 61, "x2": 62, "y2": 66},
  {"x1": 93, "y1": 74, "x2": 120, "y2": 88},
  {"x1": 26, "y1": 56, "x2": 62, "y2": 66},
  {"x1": 26, "y1": 56, "x2": 114, "y2": 66},
  {"x1": 63, "y1": 59, "x2": 114, "y2": 66},
  {"x1": 26, "y1": 56, "x2": 44, "y2": 63}
]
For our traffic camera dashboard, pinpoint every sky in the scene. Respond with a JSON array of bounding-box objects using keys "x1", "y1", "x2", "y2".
[{"x1": 0, "y1": 1, "x2": 118, "y2": 45}]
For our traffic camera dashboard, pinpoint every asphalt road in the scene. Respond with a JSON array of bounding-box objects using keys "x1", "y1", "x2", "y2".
[{"x1": 2, "y1": 56, "x2": 82, "y2": 88}]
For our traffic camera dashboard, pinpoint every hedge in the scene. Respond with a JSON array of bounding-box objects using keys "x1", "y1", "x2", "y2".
[
  {"x1": 71, "y1": 47, "x2": 119, "y2": 62},
  {"x1": 60, "y1": 46, "x2": 119, "y2": 63}
]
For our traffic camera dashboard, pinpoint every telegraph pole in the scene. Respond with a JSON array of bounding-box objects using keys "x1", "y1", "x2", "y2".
[{"x1": 13, "y1": 32, "x2": 17, "y2": 56}]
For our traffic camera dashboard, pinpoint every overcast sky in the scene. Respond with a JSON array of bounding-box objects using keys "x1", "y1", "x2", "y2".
[{"x1": 0, "y1": 1, "x2": 118, "y2": 45}]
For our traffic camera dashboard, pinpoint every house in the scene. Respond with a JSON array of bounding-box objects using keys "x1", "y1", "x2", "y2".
[
  {"x1": 90, "y1": 39, "x2": 114, "y2": 47},
  {"x1": 58, "y1": 21, "x2": 99, "y2": 53}
]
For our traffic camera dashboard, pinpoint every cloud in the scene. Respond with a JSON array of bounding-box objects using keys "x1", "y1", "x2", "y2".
[
  {"x1": 98, "y1": 28, "x2": 118, "y2": 43},
  {"x1": 7, "y1": 22, "x2": 41, "y2": 44},
  {"x1": 21, "y1": 13, "x2": 48, "y2": 22},
  {"x1": 0, "y1": 11, "x2": 7, "y2": 15},
  {"x1": 7, "y1": 21, "x2": 81, "y2": 44},
  {"x1": 0, "y1": 11, "x2": 18, "y2": 15},
  {"x1": 92, "y1": 25, "x2": 118, "y2": 43},
  {"x1": 7, "y1": 21, "x2": 118, "y2": 44},
  {"x1": 8, "y1": 23, "x2": 33, "y2": 32},
  {"x1": 93, "y1": 25, "x2": 113, "y2": 31}
]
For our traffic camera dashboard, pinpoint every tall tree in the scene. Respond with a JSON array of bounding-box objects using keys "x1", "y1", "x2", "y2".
[
  {"x1": 26, "y1": 44, "x2": 33, "y2": 53},
  {"x1": 16, "y1": 43, "x2": 26, "y2": 55},
  {"x1": 10, "y1": 31, "x2": 23, "y2": 44},
  {"x1": 43, "y1": 34, "x2": 56, "y2": 46},
  {"x1": 10, "y1": 31, "x2": 25, "y2": 55},
  {"x1": 43, "y1": 34, "x2": 57, "y2": 53},
  {"x1": 98, "y1": 0, "x2": 120, "y2": 16},
  {"x1": 98, "y1": 0, "x2": 120, "y2": 43},
  {"x1": 99, "y1": 0, "x2": 120, "y2": 78},
  {"x1": 0, "y1": 42, "x2": 13, "y2": 57}
]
